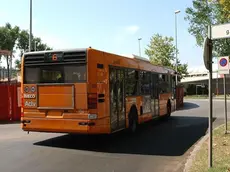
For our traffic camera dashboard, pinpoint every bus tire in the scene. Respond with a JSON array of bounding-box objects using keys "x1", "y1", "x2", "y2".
[{"x1": 128, "y1": 105, "x2": 138, "y2": 133}]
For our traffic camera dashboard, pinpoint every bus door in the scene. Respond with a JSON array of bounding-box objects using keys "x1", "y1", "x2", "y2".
[{"x1": 109, "y1": 67, "x2": 126, "y2": 132}]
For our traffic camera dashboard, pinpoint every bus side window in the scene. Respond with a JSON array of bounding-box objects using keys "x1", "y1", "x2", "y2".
[
  {"x1": 140, "y1": 71, "x2": 151, "y2": 95},
  {"x1": 133, "y1": 70, "x2": 139, "y2": 95},
  {"x1": 125, "y1": 69, "x2": 139, "y2": 96},
  {"x1": 158, "y1": 74, "x2": 163, "y2": 93},
  {"x1": 151, "y1": 73, "x2": 158, "y2": 99},
  {"x1": 158, "y1": 74, "x2": 166, "y2": 93}
]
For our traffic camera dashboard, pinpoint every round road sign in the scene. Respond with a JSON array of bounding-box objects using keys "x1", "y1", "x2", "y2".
[{"x1": 219, "y1": 58, "x2": 228, "y2": 67}]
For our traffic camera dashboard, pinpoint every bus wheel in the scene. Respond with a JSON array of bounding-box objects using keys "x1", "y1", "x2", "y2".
[{"x1": 128, "y1": 106, "x2": 138, "y2": 133}]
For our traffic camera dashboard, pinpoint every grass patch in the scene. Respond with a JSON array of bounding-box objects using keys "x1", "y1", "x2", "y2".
[{"x1": 189, "y1": 123, "x2": 230, "y2": 172}]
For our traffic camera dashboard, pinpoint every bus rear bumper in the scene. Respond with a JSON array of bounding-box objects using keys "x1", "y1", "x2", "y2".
[{"x1": 21, "y1": 118, "x2": 110, "y2": 134}]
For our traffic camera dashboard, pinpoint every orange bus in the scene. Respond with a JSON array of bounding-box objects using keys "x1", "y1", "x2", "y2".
[{"x1": 21, "y1": 48, "x2": 177, "y2": 134}]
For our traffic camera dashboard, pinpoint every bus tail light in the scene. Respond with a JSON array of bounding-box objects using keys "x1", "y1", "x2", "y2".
[{"x1": 88, "y1": 93, "x2": 97, "y2": 109}]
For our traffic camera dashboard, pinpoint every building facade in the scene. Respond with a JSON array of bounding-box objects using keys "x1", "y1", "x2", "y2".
[{"x1": 181, "y1": 65, "x2": 230, "y2": 95}]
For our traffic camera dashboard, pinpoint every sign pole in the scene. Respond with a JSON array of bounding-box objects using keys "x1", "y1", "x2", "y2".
[
  {"x1": 205, "y1": 22, "x2": 230, "y2": 169},
  {"x1": 208, "y1": 25, "x2": 213, "y2": 168},
  {"x1": 224, "y1": 74, "x2": 228, "y2": 134},
  {"x1": 196, "y1": 85, "x2": 198, "y2": 96}
]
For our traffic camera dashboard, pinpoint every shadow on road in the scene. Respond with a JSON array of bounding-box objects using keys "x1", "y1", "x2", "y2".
[
  {"x1": 178, "y1": 102, "x2": 200, "y2": 111},
  {"x1": 34, "y1": 116, "x2": 216, "y2": 156},
  {"x1": 0, "y1": 121, "x2": 20, "y2": 125}
]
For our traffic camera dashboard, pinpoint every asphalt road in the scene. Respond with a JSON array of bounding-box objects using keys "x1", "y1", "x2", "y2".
[{"x1": 0, "y1": 99, "x2": 229, "y2": 172}]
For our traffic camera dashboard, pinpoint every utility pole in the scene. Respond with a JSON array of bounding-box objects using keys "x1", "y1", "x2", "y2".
[
  {"x1": 208, "y1": 25, "x2": 213, "y2": 168},
  {"x1": 175, "y1": 10, "x2": 180, "y2": 86},
  {"x1": 34, "y1": 40, "x2": 36, "y2": 51},
  {"x1": 29, "y1": 0, "x2": 32, "y2": 52},
  {"x1": 138, "y1": 38, "x2": 142, "y2": 57}
]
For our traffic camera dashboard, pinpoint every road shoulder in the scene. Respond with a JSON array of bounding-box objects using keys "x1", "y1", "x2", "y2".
[{"x1": 183, "y1": 123, "x2": 229, "y2": 172}]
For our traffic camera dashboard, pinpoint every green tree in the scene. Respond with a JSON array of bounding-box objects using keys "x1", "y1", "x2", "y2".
[
  {"x1": 17, "y1": 29, "x2": 52, "y2": 57},
  {"x1": 0, "y1": 23, "x2": 52, "y2": 72},
  {"x1": 0, "y1": 23, "x2": 20, "y2": 51},
  {"x1": 14, "y1": 59, "x2": 21, "y2": 70},
  {"x1": 185, "y1": 0, "x2": 230, "y2": 56},
  {"x1": 220, "y1": 0, "x2": 230, "y2": 18},
  {"x1": 33, "y1": 37, "x2": 52, "y2": 52},
  {"x1": 0, "y1": 23, "x2": 20, "y2": 65},
  {"x1": 177, "y1": 59, "x2": 188, "y2": 77},
  {"x1": 17, "y1": 30, "x2": 30, "y2": 57},
  {"x1": 16, "y1": 29, "x2": 52, "y2": 70},
  {"x1": 210, "y1": 0, "x2": 230, "y2": 18},
  {"x1": 145, "y1": 34, "x2": 188, "y2": 78},
  {"x1": 0, "y1": 23, "x2": 19, "y2": 81}
]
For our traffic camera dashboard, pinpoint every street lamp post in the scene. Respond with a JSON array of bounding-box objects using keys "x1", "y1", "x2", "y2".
[
  {"x1": 138, "y1": 38, "x2": 142, "y2": 57},
  {"x1": 34, "y1": 40, "x2": 36, "y2": 51},
  {"x1": 29, "y1": 0, "x2": 32, "y2": 52},
  {"x1": 175, "y1": 10, "x2": 180, "y2": 85}
]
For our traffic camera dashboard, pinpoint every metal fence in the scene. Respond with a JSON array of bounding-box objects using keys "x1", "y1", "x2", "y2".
[{"x1": 0, "y1": 82, "x2": 21, "y2": 122}]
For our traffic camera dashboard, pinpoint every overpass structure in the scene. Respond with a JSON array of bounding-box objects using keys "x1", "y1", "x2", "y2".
[{"x1": 180, "y1": 64, "x2": 230, "y2": 95}]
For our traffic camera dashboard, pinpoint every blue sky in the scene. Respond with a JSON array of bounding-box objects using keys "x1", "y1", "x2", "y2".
[{"x1": 0, "y1": 0, "x2": 204, "y2": 68}]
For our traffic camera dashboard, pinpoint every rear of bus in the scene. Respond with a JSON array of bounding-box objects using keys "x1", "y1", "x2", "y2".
[{"x1": 21, "y1": 48, "x2": 107, "y2": 134}]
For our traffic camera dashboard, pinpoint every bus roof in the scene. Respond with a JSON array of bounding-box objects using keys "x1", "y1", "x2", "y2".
[
  {"x1": 97, "y1": 49, "x2": 176, "y2": 75},
  {"x1": 23, "y1": 47, "x2": 176, "y2": 75},
  {"x1": 23, "y1": 48, "x2": 87, "y2": 56}
]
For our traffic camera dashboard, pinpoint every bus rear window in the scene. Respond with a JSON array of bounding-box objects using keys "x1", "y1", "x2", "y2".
[
  {"x1": 24, "y1": 64, "x2": 87, "y2": 84},
  {"x1": 24, "y1": 67, "x2": 40, "y2": 84}
]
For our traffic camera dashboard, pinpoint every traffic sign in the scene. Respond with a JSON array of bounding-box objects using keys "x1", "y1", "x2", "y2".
[
  {"x1": 218, "y1": 56, "x2": 230, "y2": 74},
  {"x1": 220, "y1": 58, "x2": 227, "y2": 67},
  {"x1": 203, "y1": 37, "x2": 212, "y2": 70},
  {"x1": 211, "y1": 23, "x2": 230, "y2": 40}
]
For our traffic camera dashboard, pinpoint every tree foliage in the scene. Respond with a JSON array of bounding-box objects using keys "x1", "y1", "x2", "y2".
[
  {"x1": 220, "y1": 0, "x2": 230, "y2": 18},
  {"x1": 0, "y1": 23, "x2": 20, "y2": 51},
  {"x1": 0, "y1": 23, "x2": 20, "y2": 79},
  {"x1": 0, "y1": 23, "x2": 52, "y2": 70},
  {"x1": 145, "y1": 34, "x2": 175, "y2": 67},
  {"x1": 17, "y1": 30, "x2": 52, "y2": 57},
  {"x1": 185, "y1": 0, "x2": 230, "y2": 57},
  {"x1": 211, "y1": 0, "x2": 230, "y2": 18},
  {"x1": 14, "y1": 59, "x2": 21, "y2": 70},
  {"x1": 145, "y1": 34, "x2": 188, "y2": 78}
]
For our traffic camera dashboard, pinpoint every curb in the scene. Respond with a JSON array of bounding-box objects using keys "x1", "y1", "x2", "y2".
[
  {"x1": 184, "y1": 98, "x2": 230, "y2": 101},
  {"x1": 183, "y1": 123, "x2": 225, "y2": 172}
]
